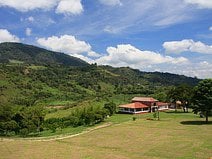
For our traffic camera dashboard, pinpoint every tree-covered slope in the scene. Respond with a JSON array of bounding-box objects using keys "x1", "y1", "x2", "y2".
[
  {"x1": 0, "y1": 42, "x2": 200, "y2": 108},
  {"x1": 0, "y1": 42, "x2": 204, "y2": 137},
  {"x1": 100, "y1": 65, "x2": 200, "y2": 86},
  {"x1": 0, "y1": 42, "x2": 88, "y2": 66}
]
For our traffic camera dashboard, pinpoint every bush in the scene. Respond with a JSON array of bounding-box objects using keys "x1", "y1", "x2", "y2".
[
  {"x1": 104, "y1": 102, "x2": 116, "y2": 115},
  {"x1": 132, "y1": 116, "x2": 136, "y2": 121},
  {"x1": 19, "y1": 128, "x2": 29, "y2": 137}
]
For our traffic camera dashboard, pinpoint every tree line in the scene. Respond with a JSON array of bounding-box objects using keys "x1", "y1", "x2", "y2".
[
  {"x1": 0, "y1": 102, "x2": 116, "y2": 136},
  {"x1": 0, "y1": 105, "x2": 45, "y2": 136},
  {"x1": 167, "y1": 79, "x2": 212, "y2": 123}
]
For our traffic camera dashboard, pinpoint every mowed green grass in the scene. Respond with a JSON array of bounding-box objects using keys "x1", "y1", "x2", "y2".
[{"x1": 0, "y1": 111, "x2": 212, "y2": 159}]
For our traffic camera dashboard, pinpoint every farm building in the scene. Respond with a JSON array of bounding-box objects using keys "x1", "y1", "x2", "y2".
[{"x1": 118, "y1": 97, "x2": 169, "y2": 114}]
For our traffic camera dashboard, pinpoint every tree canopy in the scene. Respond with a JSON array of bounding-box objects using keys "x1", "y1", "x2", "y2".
[
  {"x1": 192, "y1": 79, "x2": 212, "y2": 123},
  {"x1": 167, "y1": 84, "x2": 193, "y2": 112}
]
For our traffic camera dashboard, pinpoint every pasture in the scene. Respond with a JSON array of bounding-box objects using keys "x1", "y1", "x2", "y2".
[{"x1": 0, "y1": 111, "x2": 212, "y2": 159}]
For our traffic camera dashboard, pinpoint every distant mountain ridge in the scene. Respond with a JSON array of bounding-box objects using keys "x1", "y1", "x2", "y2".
[
  {"x1": 100, "y1": 65, "x2": 200, "y2": 86},
  {"x1": 0, "y1": 42, "x2": 88, "y2": 67}
]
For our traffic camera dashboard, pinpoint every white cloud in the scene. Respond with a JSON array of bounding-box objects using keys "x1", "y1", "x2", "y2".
[
  {"x1": 93, "y1": 44, "x2": 211, "y2": 78},
  {"x1": 37, "y1": 35, "x2": 90, "y2": 54},
  {"x1": 73, "y1": 54, "x2": 94, "y2": 64},
  {"x1": 95, "y1": 44, "x2": 188, "y2": 69},
  {"x1": 154, "y1": 14, "x2": 190, "y2": 26},
  {"x1": 78, "y1": 1, "x2": 194, "y2": 35},
  {"x1": 0, "y1": 0, "x2": 83, "y2": 15},
  {"x1": 163, "y1": 39, "x2": 212, "y2": 54},
  {"x1": 56, "y1": 0, "x2": 83, "y2": 15},
  {"x1": 103, "y1": 26, "x2": 123, "y2": 34},
  {"x1": 0, "y1": 0, "x2": 58, "y2": 12},
  {"x1": 209, "y1": 26, "x2": 212, "y2": 31},
  {"x1": 20, "y1": 16, "x2": 35, "y2": 22},
  {"x1": 184, "y1": 0, "x2": 212, "y2": 9},
  {"x1": 25, "y1": 28, "x2": 32, "y2": 36},
  {"x1": 27, "y1": 16, "x2": 34, "y2": 22},
  {"x1": 99, "y1": 0, "x2": 122, "y2": 6},
  {"x1": 37, "y1": 34, "x2": 99, "y2": 58},
  {"x1": 161, "y1": 61, "x2": 212, "y2": 79},
  {"x1": 88, "y1": 51, "x2": 101, "y2": 57},
  {"x1": 0, "y1": 29, "x2": 20, "y2": 43}
]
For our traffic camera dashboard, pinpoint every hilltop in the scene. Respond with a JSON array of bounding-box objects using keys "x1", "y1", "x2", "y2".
[{"x1": 0, "y1": 42, "x2": 88, "y2": 67}]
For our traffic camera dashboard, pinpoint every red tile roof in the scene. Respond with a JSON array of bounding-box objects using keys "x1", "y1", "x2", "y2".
[
  {"x1": 132, "y1": 97, "x2": 158, "y2": 102},
  {"x1": 119, "y1": 102, "x2": 149, "y2": 109},
  {"x1": 157, "y1": 102, "x2": 169, "y2": 107}
]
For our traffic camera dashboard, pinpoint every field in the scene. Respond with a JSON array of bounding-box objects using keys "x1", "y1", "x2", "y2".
[{"x1": 0, "y1": 111, "x2": 212, "y2": 159}]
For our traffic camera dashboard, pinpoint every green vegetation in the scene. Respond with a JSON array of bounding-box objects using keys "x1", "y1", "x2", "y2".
[
  {"x1": 0, "y1": 111, "x2": 211, "y2": 159},
  {"x1": 167, "y1": 84, "x2": 193, "y2": 112},
  {"x1": 9, "y1": 59, "x2": 24, "y2": 64},
  {"x1": 0, "y1": 105, "x2": 45, "y2": 137},
  {"x1": 192, "y1": 79, "x2": 212, "y2": 123},
  {"x1": 0, "y1": 42, "x2": 88, "y2": 66},
  {"x1": 0, "y1": 42, "x2": 204, "y2": 137},
  {"x1": 44, "y1": 103, "x2": 112, "y2": 133}
]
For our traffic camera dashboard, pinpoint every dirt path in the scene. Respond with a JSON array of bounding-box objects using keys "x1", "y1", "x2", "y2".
[{"x1": 0, "y1": 122, "x2": 112, "y2": 142}]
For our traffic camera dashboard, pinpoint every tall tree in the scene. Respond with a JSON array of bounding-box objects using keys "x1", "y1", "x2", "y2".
[{"x1": 192, "y1": 79, "x2": 212, "y2": 123}]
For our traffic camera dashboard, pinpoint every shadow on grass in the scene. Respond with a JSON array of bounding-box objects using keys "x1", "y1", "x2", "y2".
[{"x1": 180, "y1": 121, "x2": 212, "y2": 125}]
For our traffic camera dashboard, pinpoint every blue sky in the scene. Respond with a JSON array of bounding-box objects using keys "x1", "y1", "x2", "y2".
[{"x1": 0, "y1": 0, "x2": 211, "y2": 78}]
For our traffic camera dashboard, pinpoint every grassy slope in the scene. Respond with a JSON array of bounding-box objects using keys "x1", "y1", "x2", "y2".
[
  {"x1": 45, "y1": 94, "x2": 140, "y2": 119},
  {"x1": 1, "y1": 111, "x2": 211, "y2": 159}
]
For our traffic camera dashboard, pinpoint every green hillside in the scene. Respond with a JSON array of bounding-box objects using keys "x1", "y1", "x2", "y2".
[
  {"x1": 0, "y1": 42, "x2": 200, "y2": 108},
  {"x1": 0, "y1": 42, "x2": 88, "y2": 66},
  {"x1": 0, "y1": 42, "x2": 202, "y2": 137}
]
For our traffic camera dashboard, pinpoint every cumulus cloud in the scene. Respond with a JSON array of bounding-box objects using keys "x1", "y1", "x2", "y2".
[
  {"x1": 0, "y1": 0, "x2": 57, "y2": 12},
  {"x1": 0, "y1": 0, "x2": 83, "y2": 15},
  {"x1": 37, "y1": 35, "x2": 100, "y2": 57},
  {"x1": 93, "y1": 43, "x2": 212, "y2": 78},
  {"x1": 163, "y1": 39, "x2": 212, "y2": 54},
  {"x1": 56, "y1": 0, "x2": 83, "y2": 15},
  {"x1": 37, "y1": 35, "x2": 90, "y2": 54},
  {"x1": 209, "y1": 26, "x2": 212, "y2": 31},
  {"x1": 184, "y1": 0, "x2": 212, "y2": 9},
  {"x1": 0, "y1": 29, "x2": 20, "y2": 43},
  {"x1": 99, "y1": 0, "x2": 122, "y2": 6},
  {"x1": 95, "y1": 44, "x2": 188, "y2": 69},
  {"x1": 161, "y1": 61, "x2": 212, "y2": 79},
  {"x1": 25, "y1": 28, "x2": 32, "y2": 36}
]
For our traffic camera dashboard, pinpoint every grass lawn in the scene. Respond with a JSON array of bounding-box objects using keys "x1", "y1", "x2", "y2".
[{"x1": 0, "y1": 111, "x2": 211, "y2": 159}]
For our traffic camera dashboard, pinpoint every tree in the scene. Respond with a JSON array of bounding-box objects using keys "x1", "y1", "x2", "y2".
[
  {"x1": 19, "y1": 106, "x2": 46, "y2": 135},
  {"x1": 0, "y1": 105, "x2": 18, "y2": 135},
  {"x1": 104, "y1": 102, "x2": 116, "y2": 115},
  {"x1": 192, "y1": 79, "x2": 212, "y2": 123},
  {"x1": 167, "y1": 84, "x2": 193, "y2": 112}
]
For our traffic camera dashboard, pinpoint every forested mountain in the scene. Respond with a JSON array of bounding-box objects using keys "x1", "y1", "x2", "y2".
[
  {"x1": 0, "y1": 42, "x2": 88, "y2": 66},
  {"x1": 0, "y1": 42, "x2": 200, "y2": 108}
]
